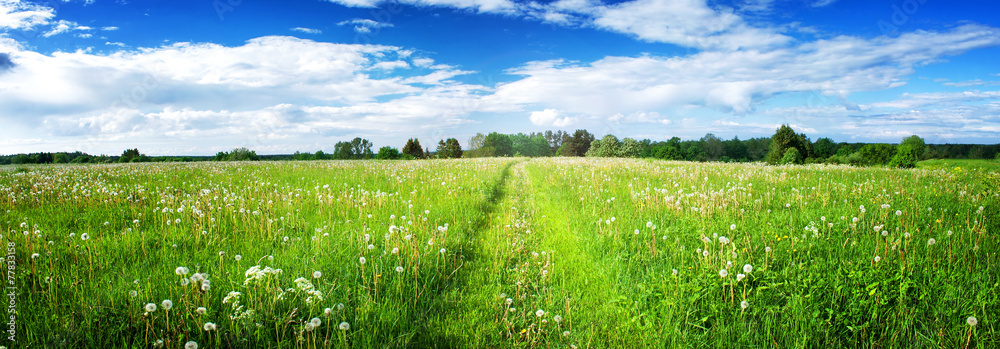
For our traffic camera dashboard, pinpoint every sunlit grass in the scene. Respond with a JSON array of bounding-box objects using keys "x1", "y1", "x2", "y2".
[{"x1": 3, "y1": 158, "x2": 997, "y2": 348}]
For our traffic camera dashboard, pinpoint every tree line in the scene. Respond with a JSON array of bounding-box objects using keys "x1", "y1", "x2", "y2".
[{"x1": 2, "y1": 127, "x2": 998, "y2": 166}]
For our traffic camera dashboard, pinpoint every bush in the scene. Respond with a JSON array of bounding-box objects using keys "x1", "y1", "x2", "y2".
[{"x1": 780, "y1": 147, "x2": 802, "y2": 165}]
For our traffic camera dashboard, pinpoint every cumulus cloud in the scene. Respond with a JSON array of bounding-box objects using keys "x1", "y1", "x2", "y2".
[
  {"x1": 0, "y1": 52, "x2": 14, "y2": 72},
  {"x1": 0, "y1": 36, "x2": 509, "y2": 154},
  {"x1": 0, "y1": 0, "x2": 55, "y2": 30},
  {"x1": 529, "y1": 109, "x2": 576, "y2": 127},
  {"x1": 487, "y1": 25, "x2": 1000, "y2": 117}
]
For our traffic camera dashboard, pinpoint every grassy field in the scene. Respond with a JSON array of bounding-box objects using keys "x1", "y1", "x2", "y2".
[{"x1": 2, "y1": 158, "x2": 998, "y2": 348}]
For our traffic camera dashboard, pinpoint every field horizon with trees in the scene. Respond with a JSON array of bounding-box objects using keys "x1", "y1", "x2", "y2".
[{"x1": 3, "y1": 125, "x2": 999, "y2": 167}]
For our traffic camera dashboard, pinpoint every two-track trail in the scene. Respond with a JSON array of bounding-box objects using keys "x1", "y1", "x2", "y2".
[{"x1": 429, "y1": 159, "x2": 641, "y2": 348}]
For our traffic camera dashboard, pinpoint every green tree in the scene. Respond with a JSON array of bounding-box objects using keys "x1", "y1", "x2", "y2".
[
  {"x1": 402, "y1": 138, "x2": 424, "y2": 159},
  {"x1": 375, "y1": 146, "x2": 401, "y2": 160},
  {"x1": 350, "y1": 138, "x2": 374, "y2": 159},
  {"x1": 701, "y1": 133, "x2": 724, "y2": 161},
  {"x1": 618, "y1": 138, "x2": 642, "y2": 158},
  {"x1": 899, "y1": 135, "x2": 926, "y2": 159},
  {"x1": 813, "y1": 138, "x2": 838, "y2": 159},
  {"x1": 334, "y1": 141, "x2": 353, "y2": 159},
  {"x1": 484, "y1": 133, "x2": 513, "y2": 157},
  {"x1": 780, "y1": 147, "x2": 802, "y2": 165},
  {"x1": 53, "y1": 153, "x2": 69, "y2": 164},
  {"x1": 765, "y1": 125, "x2": 810, "y2": 165},
  {"x1": 119, "y1": 148, "x2": 141, "y2": 163},
  {"x1": 570, "y1": 129, "x2": 596, "y2": 156},
  {"x1": 586, "y1": 135, "x2": 621, "y2": 157},
  {"x1": 436, "y1": 138, "x2": 463, "y2": 158},
  {"x1": 858, "y1": 144, "x2": 895, "y2": 166}
]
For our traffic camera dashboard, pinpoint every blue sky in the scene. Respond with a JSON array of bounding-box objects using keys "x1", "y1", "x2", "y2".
[{"x1": 1, "y1": 0, "x2": 999, "y2": 155}]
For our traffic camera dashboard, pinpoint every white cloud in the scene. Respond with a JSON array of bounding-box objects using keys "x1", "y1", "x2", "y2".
[
  {"x1": 488, "y1": 25, "x2": 1000, "y2": 117},
  {"x1": 812, "y1": 0, "x2": 839, "y2": 7},
  {"x1": 0, "y1": 35, "x2": 510, "y2": 155},
  {"x1": 291, "y1": 27, "x2": 322, "y2": 34},
  {"x1": 102, "y1": 26, "x2": 118, "y2": 31},
  {"x1": 337, "y1": 18, "x2": 394, "y2": 34},
  {"x1": 529, "y1": 109, "x2": 576, "y2": 127},
  {"x1": 43, "y1": 20, "x2": 91, "y2": 37},
  {"x1": 0, "y1": 0, "x2": 55, "y2": 30},
  {"x1": 326, "y1": 0, "x2": 517, "y2": 13}
]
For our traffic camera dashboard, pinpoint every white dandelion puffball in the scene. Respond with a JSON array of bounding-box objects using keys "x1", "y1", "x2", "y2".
[
  {"x1": 743, "y1": 264, "x2": 753, "y2": 273},
  {"x1": 874, "y1": 256, "x2": 881, "y2": 262},
  {"x1": 145, "y1": 303, "x2": 157, "y2": 312},
  {"x1": 175, "y1": 266, "x2": 189, "y2": 275},
  {"x1": 646, "y1": 221, "x2": 653, "y2": 228},
  {"x1": 391, "y1": 247, "x2": 399, "y2": 254},
  {"x1": 81, "y1": 233, "x2": 90, "y2": 241},
  {"x1": 440, "y1": 248, "x2": 447, "y2": 254},
  {"x1": 927, "y1": 238, "x2": 936, "y2": 246},
  {"x1": 203, "y1": 322, "x2": 216, "y2": 331},
  {"x1": 672, "y1": 269, "x2": 678, "y2": 276},
  {"x1": 310, "y1": 317, "x2": 322, "y2": 326},
  {"x1": 563, "y1": 330, "x2": 571, "y2": 337},
  {"x1": 730, "y1": 224, "x2": 736, "y2": 230},
  {"x1": 313, "y1": 271, "x2": 322, "y2": 279},
  {"x1": 196, "y1": 307, "x2": 207, "y2": 315},
  {"x1": 324, "y1": 308, "x2": 333, "y2": 316},
  {"x1": 339, "y1": 322, "x2": 351, "y2": 331},
  {"x1": 337, "y1": 303, "x2": 345, "y2": 310},
  {"x1": 719, "y1": 269, "x2": 729, "y2": 278},
  {"x1": 185, "y1": 341, "x2": 198, "y2": 349},
  {"x1": 536, "y1": 309, "x2": 545, "y2": 317},
  {"x1": 895, "y1": 210, "x2": 902, "y2": 216},
  {"x1": 634, "y1": 229, "x2": 640, "y2": 235},
  {"x1": 736, "y1": 274, "x2": 746, "y2": 282},
  {"x1": 702, "y1": 250, "x2": 709, "y2": 257},
  {"x1": 180, "y1": 278, "x2": 190, "y2": 286},
  {"x1": 554, "y1": 315, "x2": 563, "y2": 323},
  {"x1": 395, "y1": 266, "x2": 405, "y2": 273},
  {"x1": 234, "y1": 255, "x2": 242, "y2": 261},
  {"x1": 741, "y1": 300, "x2": 749, "y2": 309},
  {"x1": 359, "y1": 257, "x2": 367, "y2": 265},
  {"x1": 967, "y1": 316, "x2": 978, "y2": 327},
  {"x1": 765, "y1": 246, "x2": 771, "y2": 253},
  {"x1": 201, "y1": 283, "x2": 211, "y2": 291},
  {"x1": 129, "y1": 290, "x2": 138, "y2": 298},
  {"x1": 161, "y1": 300, "x2": 173, "y2": 310}
]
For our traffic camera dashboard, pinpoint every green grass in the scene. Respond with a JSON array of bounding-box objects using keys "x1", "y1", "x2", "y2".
[{"x1": 3, "y1": 158, "x2": 998, "y2": 348}]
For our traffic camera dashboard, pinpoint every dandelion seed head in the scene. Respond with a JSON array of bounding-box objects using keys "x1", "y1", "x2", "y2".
[
  {"x1": 161, "y1": 299, "x2": 173, "y2": 310},
  {"x1": 145, "y1": 303, "x2": 157, "y2": 312},
  {"x1": 968, "y1": 316, "x2": 978, "y2": 327},
  {"x1": 719, "y1": 269, "x2": 729, "y2": 278},
  {"x1": 741, "y1": 300, "x2": 749, "y2": 309},
  {"x1": 203, "y1": 322, "x2": 216, "y2": 331},
  {"x1": 339, "y1": 322, "x2": 350, "y2": 331},
  {"x1": 185, "y1": 341, "x2": 198, "y2": 349},
  {"x1": 395, "y1": 266, "x2": 404, "y2": 273}
]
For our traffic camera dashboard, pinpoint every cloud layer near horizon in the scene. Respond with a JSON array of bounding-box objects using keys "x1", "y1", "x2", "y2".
[{"x1": 1, "y1": 0, "x2": 999, "y2": 155}]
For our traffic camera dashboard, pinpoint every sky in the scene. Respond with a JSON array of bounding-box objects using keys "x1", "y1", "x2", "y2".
[{"x1": 1, "y1": 0, "x2": 999, "y2": 156}]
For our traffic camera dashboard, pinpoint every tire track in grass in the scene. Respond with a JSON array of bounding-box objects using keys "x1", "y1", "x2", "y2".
[
  {"x1": 522, "y1": 160, "x2": 639, "y2": 348},
  {"x1": 417, "y1": 159, "x2": 519, "y2": 347}
]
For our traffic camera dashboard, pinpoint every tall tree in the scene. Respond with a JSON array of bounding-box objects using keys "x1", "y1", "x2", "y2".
[
  {"x1": 765, "y1": 125, "x2": 810, "y2": 165},
  {"x1": 484, "y1": 132, "x2": 513, "y2": 157},
  {"x1": 402, "y1": 138, "x2": 424, "y2": 159},
  {"x1": 436, "y1": 138, "x2": 463, "y2": 158},
  {"x1": 570, "y1": 129, "x2": 595, "y2": 156}
]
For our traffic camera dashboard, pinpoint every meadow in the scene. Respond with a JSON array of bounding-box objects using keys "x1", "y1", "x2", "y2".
[{"x1": 1, "y1": 158, "x2": 997, "y2": 348}]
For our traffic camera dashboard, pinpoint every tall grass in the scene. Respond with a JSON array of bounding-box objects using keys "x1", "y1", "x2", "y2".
[{"x1": 2, "y1": 158, "x2": 997, "y2": 348}]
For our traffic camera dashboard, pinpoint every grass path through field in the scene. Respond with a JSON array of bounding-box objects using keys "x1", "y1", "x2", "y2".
[{"x1": 522, "y1": 160, "x2": 642, "y2": 347}]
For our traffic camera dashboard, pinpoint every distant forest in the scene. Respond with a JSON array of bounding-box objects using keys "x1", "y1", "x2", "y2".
[{"x1": 2, "y1": 127, "x2": 998, "y2": 167}]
